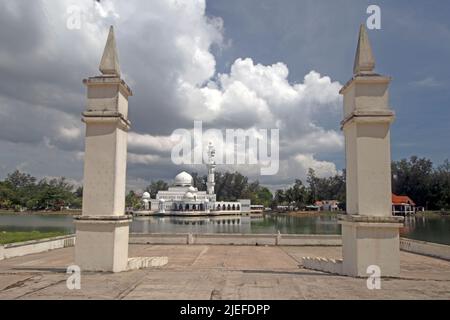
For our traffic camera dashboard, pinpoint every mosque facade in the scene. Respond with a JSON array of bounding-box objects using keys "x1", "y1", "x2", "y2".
[{"x1": 140, "y1": 144, "x2": 250, "y2": 216}]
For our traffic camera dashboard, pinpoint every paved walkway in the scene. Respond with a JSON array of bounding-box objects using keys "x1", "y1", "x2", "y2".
[{"x1": 0, "y1": 245, "x2": 449, "y2": 299}]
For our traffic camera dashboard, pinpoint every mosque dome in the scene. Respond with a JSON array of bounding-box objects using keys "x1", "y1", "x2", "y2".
[
  {"x1": 159, "y1": 199, "x2": 166, "y2": 203},
  {"x1": 142, "y1": 192, "x2": 151, "y2": 199},
  {"x1": 184, "y1": 192, "x2": 195, "y2": 200},
  {"x1": 187, "y1": 186, "x2": 197, "y2": 193},
  {"x1": 174, "y1": 171, "x2": 193, "y2": 187}
]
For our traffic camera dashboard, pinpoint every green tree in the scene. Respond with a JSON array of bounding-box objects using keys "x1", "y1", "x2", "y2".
[
  {"x1": 215, "y1": 171, "x2": 249, "y2": 201},
  {"x1": 190, "y1": 172, "x2": 207, "y2": 191},
  {"x1": 392, "y1": 156, "x2": 434, "y2": 208},
  {"x1": 255, "y1": 187, "x2": 273, "y2": 208},
  {"x1": 6, "y1": 170, "x2": 36, "y2": 189},
  {"x1": 3, "y1": 170, "x2": 37, "y2": 208},
  {"x1": 306, "y1": 168, "x2": 319, "y2": 203},
  {"x1": 290, "y1": 179, "x2": 309, "y2": 208},
  {"x1": 145, "y1": 180, "x2": 169, "y2": 198},
  {"x1": 34, "y1": 177, "x2": 76, "y2": 210},
  {"x1": 430, "y1": 159, "x2": 450, "y2": 210},
  {"x1": 0, "y1": 181, "x2": 14, "y2": 209},
  {"x1": 274, "y1": 189, "x2": 286, "y2": 206},
  {"x1": 75, "y1": 186, "x2": 83, "y2": 198},
  {"x1": 126, "y1": 190, "x2": 142, "y2": 209},
  {"x1": 240, "y1": 181, "x2": 273, "y2": 207}
]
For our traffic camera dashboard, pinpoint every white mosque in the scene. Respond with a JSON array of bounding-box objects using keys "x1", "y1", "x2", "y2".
[{"x1": 139, "y1": 144, "x2": 250, "y2": 216}]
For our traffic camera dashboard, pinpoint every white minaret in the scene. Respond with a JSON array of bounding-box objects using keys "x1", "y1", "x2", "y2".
[
  {"x1": 342, "y1": 24, "x2": 394, "y2": 217},
  {"x1": 206, "y1": 142, "x2": 216, "y2": 195},
  {"x1": 339, "y1": 25, "x2": 404, "y2": 277},
  {"x1": 75, "y1": 26, "x2": 133, "y2": 272}
]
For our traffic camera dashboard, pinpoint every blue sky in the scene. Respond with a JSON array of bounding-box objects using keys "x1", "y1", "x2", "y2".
[
  {"x1": 0, "y1": 0, "x2": 448, "y2": 190},
  {"x1": 206, "y1": 0, "x2": 450, "y2": 168}
]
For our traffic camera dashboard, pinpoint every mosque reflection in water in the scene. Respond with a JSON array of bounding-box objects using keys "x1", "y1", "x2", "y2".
[
  {"x1": 131, "y1": 215, "x2": 254, "y2": 234},
  {"x1": 130, "y1": 214, "x2": 342, "y2": 235}
]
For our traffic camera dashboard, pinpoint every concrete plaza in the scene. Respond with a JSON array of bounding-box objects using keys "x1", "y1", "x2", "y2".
[{"x1": 0, "y1": 244, "x2": 449, "y2": 300}]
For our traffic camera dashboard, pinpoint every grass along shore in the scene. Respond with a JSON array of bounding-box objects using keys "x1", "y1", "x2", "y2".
[
  {"x1": 0, "y1": 230, "x2": 68, "y2": 245},
  {"x1": 0, "y1": 209, "x2": 81, "y2": 216},
  {"x1": 277, "y1": 210, "x2": 448, "y2": 218},
  {"x1": 1, "y1": 209, "x2": 446, "y2": 217}
]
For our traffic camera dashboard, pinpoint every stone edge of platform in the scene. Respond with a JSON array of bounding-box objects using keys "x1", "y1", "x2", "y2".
[{"x1": 1, "y1": 234, "x2": 449, "y2": 262}]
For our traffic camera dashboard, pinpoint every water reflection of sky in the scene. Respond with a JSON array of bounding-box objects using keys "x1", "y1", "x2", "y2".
[
  {"x1": 0, "y1": 214, "x2": 75, "y2": 233},
  {"x1": 401, "y1": 216, "x2": 450, "y2": 245},
  {"x1": 0, "y1": 214, "x2": 449, "y2": 245}
]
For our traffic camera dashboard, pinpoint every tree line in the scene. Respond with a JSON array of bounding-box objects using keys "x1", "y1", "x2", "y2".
[
  {"x1": 131, "y1": 156, "x2": 449, "y2": 211},
  {"x1": 130, "y1": 169, "x2": 345, "y2": 210},
  {"x1": 392, "y1": 156, "x2": 449, "y2": 210},
  {"x1": 0, "y1": 170, "x2": 82, "y2": 211},
  {"x1": 1, "y1": 156, "x2": 448, "y2": 212},
  {"x1": 273, "y1": 169, "x2": 346, "y2": 209},
  {"x1": 269, "y1": 156, "x2": 448, "y2": 211}
]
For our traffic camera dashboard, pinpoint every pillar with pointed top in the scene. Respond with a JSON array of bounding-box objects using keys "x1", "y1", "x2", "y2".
[
  {"x1": 338, "y1": 25, "x2": 404, "y2": 277},
  {"x1": 75, "y1": 26, "x2": 133, "y2": 272},
  {"x1": 353, "y1": 24, "x2": 376, "y2": 75},
  {"x1": 99, "y1": 26, "x2": 121, "y2": 76}
]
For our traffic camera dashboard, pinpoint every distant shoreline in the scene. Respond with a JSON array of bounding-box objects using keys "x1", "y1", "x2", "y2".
[
  {"x1": 0, "y1": 209, "x2": 447, "y2": 218},
  {"x1": 273, "y1": 211, "x2": 340, "y2": 217},
  {"x1": 277, "y1": 210, "x2": 448, "y2": 218},
  {"x1": 0, "y1": 210, "x2": 82, "y2": 216}
]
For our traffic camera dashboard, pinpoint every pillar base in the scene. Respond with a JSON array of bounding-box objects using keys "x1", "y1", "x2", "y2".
[
  {"x1": 339, "y1": 215, "x2": 404, "y2": 277},
  {"x1": 75, "y1": 216, "x2": 131, "y2": 273}
]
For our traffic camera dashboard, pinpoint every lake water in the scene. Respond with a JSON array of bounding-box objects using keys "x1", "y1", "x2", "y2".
[{"x1": 0, "y1": 213, "x2": 449, "y2": 245}]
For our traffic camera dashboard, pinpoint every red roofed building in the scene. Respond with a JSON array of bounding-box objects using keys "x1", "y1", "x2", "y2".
[
  {"x1": 392, "y1": 194, "x2": 416, "y2": 216},
  {"x1": 314, "y1": 200, "x2": 340, "y2": 212}
]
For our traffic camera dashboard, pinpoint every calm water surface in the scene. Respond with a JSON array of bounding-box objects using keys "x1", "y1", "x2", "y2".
[{"x1": 0, "y1": 213, "x2": 449, "y2": 245}]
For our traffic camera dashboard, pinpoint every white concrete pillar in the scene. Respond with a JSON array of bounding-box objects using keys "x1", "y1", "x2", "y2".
[
  {"x1": 339, "y1": 25, "x2": 403, "y2": 277},
  {"x1": 75, "y1": 26, "x2": 133, "y2": 273},
  {"x1": 159, "y1": 199, "x2": 166, "y2": 214},
  {"x1": 143, "y1": 199, "x2": 149, "y2": 211}
]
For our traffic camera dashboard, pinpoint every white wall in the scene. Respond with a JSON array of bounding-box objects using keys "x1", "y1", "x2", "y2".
[{"x1": 0, "y1": 235, "x2": 75, "y2": 261}]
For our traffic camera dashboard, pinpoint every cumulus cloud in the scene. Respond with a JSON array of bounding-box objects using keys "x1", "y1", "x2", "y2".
[
  {"x1": 410, "y1": 76, "x2": 444, "y2": 88},
  {"x1": 180, "y1": 58, "x2": 342, "y2": 132},
  {"x1": 294, "y1": 154, "x2": 338, "y2": 178},
  {"x1": 0, "y1": 0, "x2": 344, "y2": 189},
  {"x1": 58, "y1": 126, "x2": 82, "y2": 141},
  {"x1": 128, "y1": 132, "x2": 176, "y2": 155},
  {"x1": 128, "y1": 153, "x2": 161, "y2": 165}
]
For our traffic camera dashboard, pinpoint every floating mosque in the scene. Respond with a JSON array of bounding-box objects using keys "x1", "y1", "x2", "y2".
[{"x1": 138, "y1": 143, "x2": 251, "y2": 216}]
